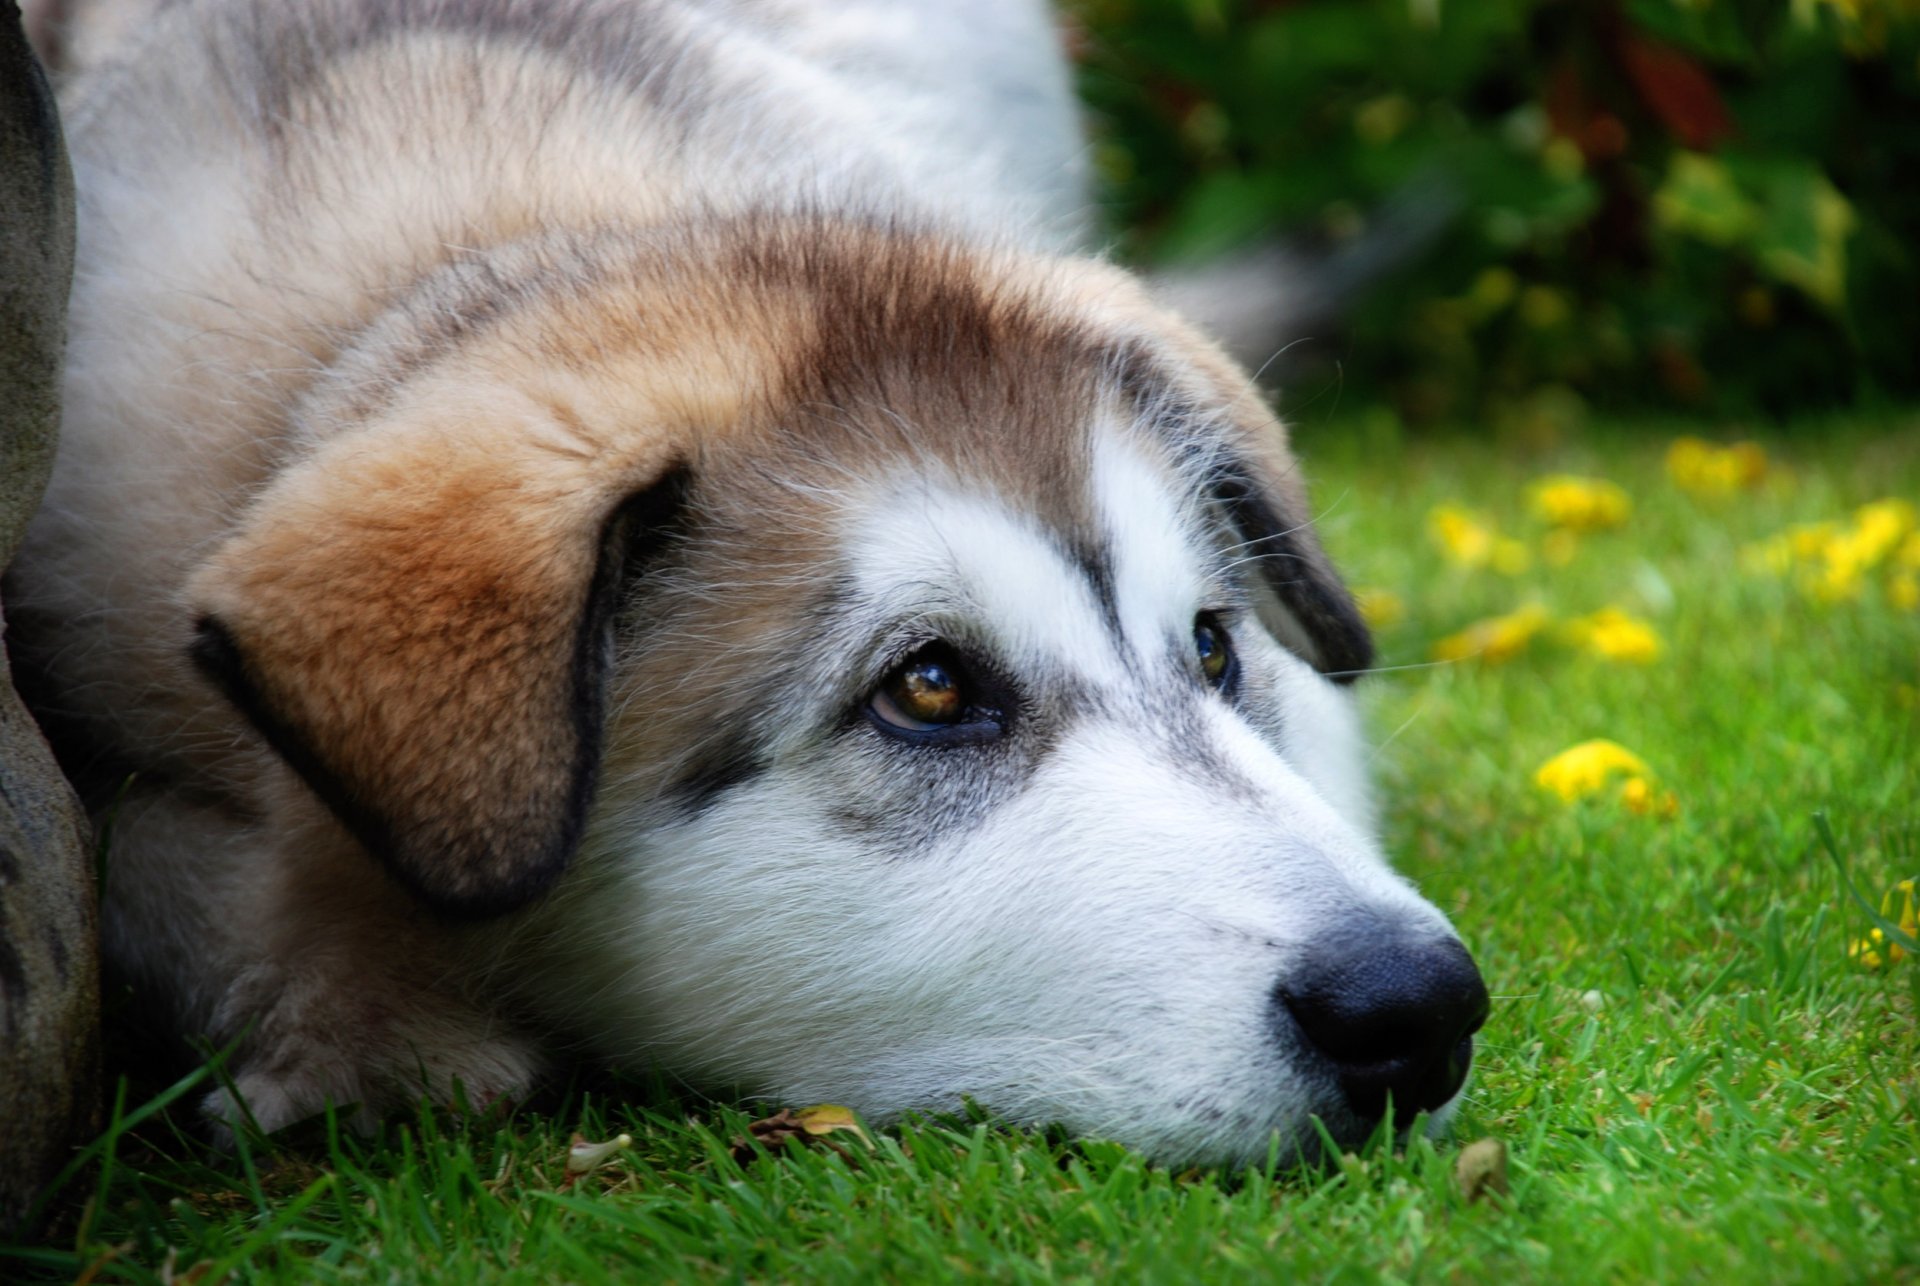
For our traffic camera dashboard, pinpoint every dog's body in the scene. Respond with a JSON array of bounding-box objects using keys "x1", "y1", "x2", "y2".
[{"x1": 11, "y1": 0, "x2": 1487, "y2": 1163}]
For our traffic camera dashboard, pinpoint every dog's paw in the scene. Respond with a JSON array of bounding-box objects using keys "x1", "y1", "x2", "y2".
[
  {"x1": 200, "y1": 1071, "x2": 369, "y2": 1145},
  {"x1": 200, "y1": 1015, "x2": 543, "y2": 1142}
]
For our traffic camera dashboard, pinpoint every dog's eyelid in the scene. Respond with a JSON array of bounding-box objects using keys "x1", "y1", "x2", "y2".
[
  {"x1": 856, "y1": 618, "x2": 1006, "y2": 692},
  {"x1": 856, "y1": 637, "x2": 1016, "y2": 747}
]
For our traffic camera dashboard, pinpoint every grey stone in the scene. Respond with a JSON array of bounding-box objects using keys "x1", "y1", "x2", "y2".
[{"x1": 0, "y1": 0, "x2": 100, "y2": 1236}]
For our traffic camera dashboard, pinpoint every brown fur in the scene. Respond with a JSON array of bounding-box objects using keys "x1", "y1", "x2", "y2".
[
  {"x1": 8, "y1": 3, "x2": 1371, "y2": 1132},
  {"x1": 177, "y1": 217, "x2": 1359, "y2": 917}
]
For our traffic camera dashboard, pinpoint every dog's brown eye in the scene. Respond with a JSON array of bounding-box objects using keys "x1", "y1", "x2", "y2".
[
  {"x1": 1195, "y1": 615, "x2": 1234, "y2": 689},
  {"x1": 871, "y1": 656, "x2": 967, "y2": 730}
]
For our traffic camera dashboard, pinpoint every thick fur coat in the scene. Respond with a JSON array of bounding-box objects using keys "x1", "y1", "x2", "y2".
[{"x1": 9, "y1": 0, "x2": 1486, "y2": 1163}]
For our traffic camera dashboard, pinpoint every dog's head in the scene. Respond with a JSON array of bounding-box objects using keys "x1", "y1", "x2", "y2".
[{"x1": 188, "y1": 217, "x2": 1486, "y2": 1163}]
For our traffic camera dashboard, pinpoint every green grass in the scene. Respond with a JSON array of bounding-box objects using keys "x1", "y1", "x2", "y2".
[{"x1": 7, "y1": 414, "x2": 1918, "y2": 1283}]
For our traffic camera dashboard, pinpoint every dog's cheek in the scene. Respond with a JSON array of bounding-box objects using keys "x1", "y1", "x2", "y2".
[{"x1": 1264, "y1": 646, "x2": 1377, "y2": 839}]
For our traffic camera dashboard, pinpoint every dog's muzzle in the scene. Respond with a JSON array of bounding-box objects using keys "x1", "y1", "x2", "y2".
[{"x1": 1279, "y1": 934, "x2": 1490, "y2": 1127}]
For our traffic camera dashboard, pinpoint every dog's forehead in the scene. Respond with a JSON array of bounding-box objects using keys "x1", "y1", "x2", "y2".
[{"x1": 835, "y1": 420, "x2": 1219, "y2": 668}]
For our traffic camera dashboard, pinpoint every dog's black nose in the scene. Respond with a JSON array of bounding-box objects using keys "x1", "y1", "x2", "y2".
[{"x1": 1279, "y1": 935, "x2": 1489, "y2": 1126}]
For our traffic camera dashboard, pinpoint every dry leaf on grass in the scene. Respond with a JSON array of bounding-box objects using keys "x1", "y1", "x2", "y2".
[
  {"x1": 1455, "y1": 1137, "x2": 1510, "y2": 1205},
  {"x1": 730, "y1": 1105, "x2": 872, "y2": 1164}
]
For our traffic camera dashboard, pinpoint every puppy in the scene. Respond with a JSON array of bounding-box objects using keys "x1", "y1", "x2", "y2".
[{"x1": 9, "y1": 0, "x2": 1487, "y2": 1163}]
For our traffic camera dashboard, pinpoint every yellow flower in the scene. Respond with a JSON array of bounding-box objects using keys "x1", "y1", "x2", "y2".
[
  {"x1": 1534, "y1": 739, "x2": 1651, "y2": 802},
  {"x1": 1354, "y1": 587, "x2": 1407, "y2": 630},
  {"x1": 1849, "y1": 498, "x2": 1916, "y2": 563},
  {"x1": 1848, "y1": 878, "x2": 1918, "y2": 970},
  {"x1": 1563, "y1": 608, "x2": 1662, "y2": 663},
  {"x1": 1433, "y1": 603, "x2": 1551, "y2": 664},
  {"x1": 1666, "y1": 437, "x2": 1769, "y2": 497},
  {"x1": 1789, "y1": 522, "x2": 1840, "y2": 559},
  {"x1": 1807, "y1": 552, "x2": 1867, "y2": 602},
  {"x1": 1526, "y1": 475, "x2": 1631, "y2": 532},
  {"x1": 1849, "y1": 929, "x2": 1901, "y2": 970},
  {"x1": 1742, "y1": 501, "x2": 1917, "y2": 604},
  {"x1": 1428, "y1": 505, "x2": 1498, "y2": 568},
  {"x1": 1619, "y1": 775, "x2": 1679, "y2": 818},
  {"x1": 1811, "y1": 501, "x2": 1913, "y2": 600}
]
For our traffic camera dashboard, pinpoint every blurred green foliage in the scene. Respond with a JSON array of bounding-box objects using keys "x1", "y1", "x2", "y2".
[{"x1": 1070, "y1": 0, "x2": 1920, "y2": 426}]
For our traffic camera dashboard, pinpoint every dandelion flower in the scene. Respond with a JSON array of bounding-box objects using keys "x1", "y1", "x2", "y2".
[
  {"x1": 1851, "y1": 499, "x2": 1916, "y2": 558},
  {"x1": 1789, "y1": 522, "x2": 1840, "y2": 560},
  {"x1": 1666, "y1": 437, "x2": 1768, "y2": 497},
  {"x1": 1563, "y1": 608, "x2": 1661, "y2": 664},
  {"x1": 1619, "y1": 775, "x2": 1679, "y2": 818},
  {"x1": 1428, "y1": 505, "x2": 1498, "y2": 568},
  {"x1": 1527, "y1": 475, "x2": 1631, "y2": 532},
  {"x1": 1849, "y1": 929, "x2": 1903, "y2": 970},
  {"x1": 1534, "y1": 739, "x2": 1651, "y2": 802},
  {"x1": 1742, "y1": 501, "x2": 1917, "y2": 604},
  {"x1": 1846, "y1": 878, "x2": 1916, "y2": 970},
  {"x1": 1619, "y1": 776, "x2": 1652, "y2": 812},
  {"x1": 1433, "y1": 603, "x2": 1551, "y2": 663}
]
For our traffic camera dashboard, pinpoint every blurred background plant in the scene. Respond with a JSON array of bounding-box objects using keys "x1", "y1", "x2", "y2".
[{"x1": 1067, "y1": 0, "x2": 1920, "y2": 429}]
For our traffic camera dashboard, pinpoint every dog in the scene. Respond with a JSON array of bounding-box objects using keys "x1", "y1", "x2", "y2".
[{"x1": 9, "y1": 0, "x2": 1487, "y2": 1164}]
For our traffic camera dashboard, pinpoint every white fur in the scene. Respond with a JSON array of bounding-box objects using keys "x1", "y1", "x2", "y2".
[
  {"x1": 14, "y1": 0, "x2": 1477, "y2": 1164},
  {"x1": 511, "y1": 432, "x2": 1456, "y2": 1163}
]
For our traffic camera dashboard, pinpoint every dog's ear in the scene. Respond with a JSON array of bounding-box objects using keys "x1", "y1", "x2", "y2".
[
  {"x1": 1209, "y1": 441, "x2": 1373, "y2": 683},
  {"x1": 187, "y1": 413, "x2": 690, "y2": 918},
  {"x1": 1121, "y1": 327, "x2": 1373, "y2": 684}
]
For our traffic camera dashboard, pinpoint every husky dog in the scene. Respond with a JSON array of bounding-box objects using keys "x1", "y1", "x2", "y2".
[{"x1": 10, "y1": 0, "x2": 1487, "y2": 1163}]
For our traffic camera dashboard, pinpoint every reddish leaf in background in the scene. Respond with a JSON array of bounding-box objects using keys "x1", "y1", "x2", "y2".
[
  {"x1": 1546, "y1": 62, "x2": 1630, "y2": 162},
  {"x1": 1616, "y1": 31, "x2": 1734, "y2": 150}
]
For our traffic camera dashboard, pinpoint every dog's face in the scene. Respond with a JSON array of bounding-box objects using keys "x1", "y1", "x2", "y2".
[{"x1": 188, "y1": 219, "x2": 1485, "y2": 1164}]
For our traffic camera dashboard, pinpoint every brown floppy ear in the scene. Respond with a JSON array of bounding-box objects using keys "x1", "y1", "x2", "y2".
[{"x1": 187, "y1": 418, "x2": 690, "y2": 918}]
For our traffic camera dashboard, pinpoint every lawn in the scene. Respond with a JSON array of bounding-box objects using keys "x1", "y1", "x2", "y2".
[{"x1": 6, "y1": 414, "x2": 1917, "y2": 1283}]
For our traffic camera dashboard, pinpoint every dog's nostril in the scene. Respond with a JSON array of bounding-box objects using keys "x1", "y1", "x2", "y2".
[{"x1": 1279, "y1": 936, "x2": 1489, "y2": 1127}]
